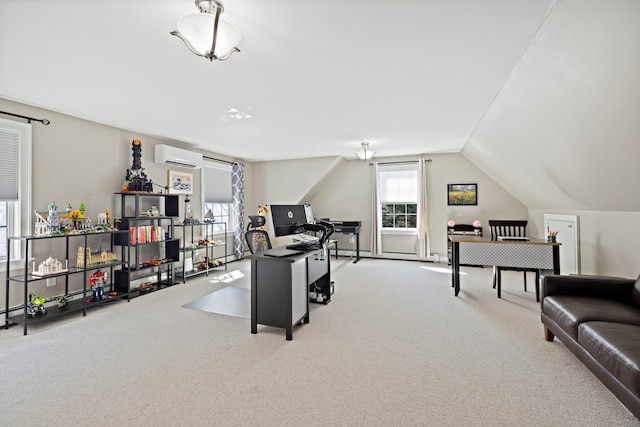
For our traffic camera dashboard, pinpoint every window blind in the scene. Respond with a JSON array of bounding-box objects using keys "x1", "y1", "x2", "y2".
[
  {"x1": 203, "y1": 163, "x2": 232, "y2": 203},
  {"x1": 379, "y1": 164, "x2": 418, "y2": 203},
  {"x1": 0, "y1": 127, "x2": 20, "y2": 201}
]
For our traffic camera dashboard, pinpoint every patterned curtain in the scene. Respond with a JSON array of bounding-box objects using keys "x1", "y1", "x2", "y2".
[{"x1": 231, "y1": 162, "x2": 245, "y2": 259}]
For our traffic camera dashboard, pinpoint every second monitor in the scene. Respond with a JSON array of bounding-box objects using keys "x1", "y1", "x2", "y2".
[{"x1": 270, "y1": 204, "x2": 310, "y2": 237}]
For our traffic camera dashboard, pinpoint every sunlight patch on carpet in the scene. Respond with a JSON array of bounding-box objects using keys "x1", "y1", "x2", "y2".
[
  {"x1": 420, "y1": 266, "x2": 467, "y2": 275},
  {"x1": 208, "y1": 269, "x2": 246, "y2": 284},
  {"x1": 182, "y1": 286, "x2": 250, "y2": 319}
]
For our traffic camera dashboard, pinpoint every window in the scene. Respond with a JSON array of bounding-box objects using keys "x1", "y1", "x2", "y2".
[
  {"x1": 382, "y1": 203, "x2": 417, "y2": 228},
  {"x1": 0, "y1": 118, "x2": 32, "y2": 266},
  {"x1": 203, "y1": 202, "x2": 232, "y2": 233},
  {"x1": 378, "y1": 164, "x2": 418, "y2": 230},
  {"x1": 202, "y1": 162, "x2": 233, "y2": 234},
  {"x1": 0, "y1": 202, "x2": 7, "y2": 258}
]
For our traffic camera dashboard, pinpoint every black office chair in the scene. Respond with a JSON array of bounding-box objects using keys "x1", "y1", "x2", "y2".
[
  {"x1": 488, "y1": 219, "x2": 541, "y2": 301},
  {"x1": 245, "y1": 215, "x2": 272, "y2": 254}
]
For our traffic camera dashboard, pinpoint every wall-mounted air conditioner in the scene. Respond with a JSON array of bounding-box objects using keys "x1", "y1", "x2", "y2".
[{"x1": 154, "y1": 144, "x2": 203, "y2": 169}]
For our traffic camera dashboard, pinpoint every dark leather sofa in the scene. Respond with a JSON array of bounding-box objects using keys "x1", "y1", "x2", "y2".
[{"x1": 540, "y1": 274, "x2": 640, "y2": 418}]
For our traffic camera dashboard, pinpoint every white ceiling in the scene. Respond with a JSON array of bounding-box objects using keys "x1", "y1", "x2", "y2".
[
  {"x1": 0, "y1": 0, "x2": 556, "y2": 162},
  {"x1": 3, "y1": 0, "x2": 639, "y2": 213}
]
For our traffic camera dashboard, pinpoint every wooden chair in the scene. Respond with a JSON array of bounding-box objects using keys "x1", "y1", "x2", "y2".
[
  {"x1": 245, "y1": 215, "x2": 272, "y2": 254},
  {"x1": 488, "y1": 220, "x2": 540, "y2": 301}
]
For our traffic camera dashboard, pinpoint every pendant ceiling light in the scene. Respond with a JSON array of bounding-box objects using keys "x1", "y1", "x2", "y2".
[
  {"x1": 356, "y1": 142, "x2": 375, "y2": 161},
  {"x1": 171, "y1": 0, "x2": 241, "y2": 62}
]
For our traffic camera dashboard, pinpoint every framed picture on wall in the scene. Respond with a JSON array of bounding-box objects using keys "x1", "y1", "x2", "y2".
[
  {"x1": 168, "y1": 170, "x2": 193, "y2": 194},
  {"x1": 447, "y1": 183, "x2": 477, "y2": 206}
]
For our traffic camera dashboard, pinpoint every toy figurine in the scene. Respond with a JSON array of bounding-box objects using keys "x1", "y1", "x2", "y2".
[
  {"x1": 89, "y1": 270, "x2": 108, "y2": 301},
  {"x1": 27, "y1": 291, "x2": 47, "y2": 317},
  {"x1": 56, "y1": 293, "x2": 73, "y2": 309}
]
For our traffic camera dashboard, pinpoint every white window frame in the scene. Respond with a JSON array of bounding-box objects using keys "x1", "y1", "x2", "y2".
[
  {"x1": 378, "y1": 164, "x2": 419, "y2": 233},
  {"x1": 0, "y1": 118, "x2": 32, "y2": 271},
  {"x1": 381, "y1": 202, "x2": 418, "y2": 230},
  {"x1": 202, "y1": 201, "x2": 234, "y2": 235}
]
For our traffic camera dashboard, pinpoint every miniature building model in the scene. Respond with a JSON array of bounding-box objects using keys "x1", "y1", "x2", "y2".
[
  {"x1": 32, "y1": 256, "x2": 68, "y2": 276},
  {"x1": 123, "y1": 139, "x2": 154, "y2": 192},
  {"x1": 34, "y1": 201, "x2": 63, "y2": 236},
  {"x1": 77, "y1": 247, "x2": 117, "y2": 268},
  {"x1": 34, "y1": 214, "x2": 48, "y2": 236}
]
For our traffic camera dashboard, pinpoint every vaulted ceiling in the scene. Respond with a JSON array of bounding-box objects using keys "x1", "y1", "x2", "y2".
[{"x1": 1, "y1": 0, "x2": 638, "y2": 211}]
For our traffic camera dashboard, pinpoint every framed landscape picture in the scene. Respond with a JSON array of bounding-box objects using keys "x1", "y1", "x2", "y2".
[
  {"x1": 168, "y1": 170, "x2": 193, "y2": 194},
  {"x1": 447, "y1": 183, "x2": 477, "y2": 206}
]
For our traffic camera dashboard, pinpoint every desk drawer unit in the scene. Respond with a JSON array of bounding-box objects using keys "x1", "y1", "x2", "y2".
[
  {"x1": 251, "y1": 253, "x2": 310, "y2": 340},
  {"x1": 291, "y1": 257, "x2": 308, "y2": 325}
]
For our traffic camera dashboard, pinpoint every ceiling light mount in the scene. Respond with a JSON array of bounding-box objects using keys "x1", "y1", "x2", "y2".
[
  {"x1": 356, "y1": 142, "x2": 375, "y2": 161},
  {"x1": 171, "y1": 0, "x2": 241, "y2": 62}
]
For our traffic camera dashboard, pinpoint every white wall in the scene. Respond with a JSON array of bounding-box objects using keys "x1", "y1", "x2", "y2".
[
  {"x1": 529, "y1": 208, "x2": 640, "y2": 279},
  {"x1": 464, "y1": 0, "x2": 640, "y2": 212}
]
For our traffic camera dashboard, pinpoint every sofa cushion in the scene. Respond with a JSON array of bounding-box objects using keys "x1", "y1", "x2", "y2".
[
  {"x1": 633, "y1": 274, "x2": 640, "y2": 307},
  {"x1": 543, "y1": 296, "x2": 640, "y2": 340},
  {"x1": 579, "y1": 321, "x2": 640, "y2": 396}
]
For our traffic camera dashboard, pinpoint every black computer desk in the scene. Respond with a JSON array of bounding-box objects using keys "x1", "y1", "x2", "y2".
[
  {"x1": 328, "y1": 220, "x2": 361, "y2": 263},
  {"x1": 248, "y1": 243, "x2": 333, "y2": 340}
]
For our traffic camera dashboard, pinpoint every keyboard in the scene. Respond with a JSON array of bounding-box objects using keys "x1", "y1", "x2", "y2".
[
  {"x1": 497, "y1": 236, "x2": 530, "y2": 241},
  {"x1": 286, "y1": 242, "x2": 321, "y2": 251}
]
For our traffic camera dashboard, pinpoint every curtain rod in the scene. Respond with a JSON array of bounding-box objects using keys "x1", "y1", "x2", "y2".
[
  {"x1": 203, "y1": 155, "x2": 235, "y2": 165},
  {"x1": 369, "y1": 159, "x2": 432, "y2": 166},
  {"x1": 0, "y1": 110, "x2": 50, "y2": 125}
]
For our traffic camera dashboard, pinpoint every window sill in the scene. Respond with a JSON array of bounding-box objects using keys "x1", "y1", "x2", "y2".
[
  {"x1": 381, "y1": 228, "x2": 418, "y2": 236},
  {"x1": 0, "y1": 258, "x2": 27, "y2": 274}
]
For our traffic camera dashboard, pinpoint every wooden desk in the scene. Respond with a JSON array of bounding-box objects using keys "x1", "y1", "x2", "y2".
[{"x1": 449, "y1": 235, "x2": 560, "y2": 296}]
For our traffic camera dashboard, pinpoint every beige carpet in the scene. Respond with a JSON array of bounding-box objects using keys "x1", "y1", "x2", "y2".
[{"x1": 0, "y1": 259, "x2": 638, "y2": 426}]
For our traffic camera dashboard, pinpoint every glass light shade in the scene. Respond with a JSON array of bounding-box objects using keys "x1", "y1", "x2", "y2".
[
  {"x1": 176, "y1": 13, "x2": 241, "y2": 58},
  {"x1": 356, "y1": 143, "x2": 375, "y2": 160}
]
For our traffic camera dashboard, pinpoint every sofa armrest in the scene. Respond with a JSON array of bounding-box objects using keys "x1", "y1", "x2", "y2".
[{"x1": 541, "y1": 274, "x2": 635, "y2": 308}]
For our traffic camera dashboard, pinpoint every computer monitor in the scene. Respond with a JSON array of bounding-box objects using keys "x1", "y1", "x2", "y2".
[
  {"x1": 304, "y1": 203, "x2": 315, "y2": 224},
  {"x1": 270, "y1": 204, "x2": 309, "y2": 237}
]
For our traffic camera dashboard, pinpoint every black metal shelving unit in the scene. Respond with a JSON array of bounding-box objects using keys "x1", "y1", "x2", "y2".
[
  {"x1": 113, "y1": 192, "x2": 180, "y2": 295},
  {"x1": 4, "y1": 229, "x2": 128, "y2": 335},
  {"x1": 173, "y1": 222, "x2": 227, "y2": 283}
]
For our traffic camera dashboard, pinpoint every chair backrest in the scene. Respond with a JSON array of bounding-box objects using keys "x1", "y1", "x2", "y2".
[
  {"x1": 245, "y1": 229, "x2": 272, "y2": 254},
  {"x1": 247, "y1": 215, "x2": 266, "y2": 231},
  {"x1": 488, "y1": 220, "x2": 528, "y2": 240}
]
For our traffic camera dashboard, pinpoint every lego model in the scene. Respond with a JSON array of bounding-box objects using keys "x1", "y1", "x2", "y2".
[
  {"x1": 122, "y1": 139, "x2": 154, "y2": 193},
  {"x1": 32, "y1": 256, "x2": 68, "y2": 276},
  {"x1": 89, "y1": 270, "x2": 108, "y2": 301}
]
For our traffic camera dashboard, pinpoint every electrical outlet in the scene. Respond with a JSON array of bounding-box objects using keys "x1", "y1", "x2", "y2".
[{"x1": 47, "y1": 277, "x2": 56, "y2": 287}]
